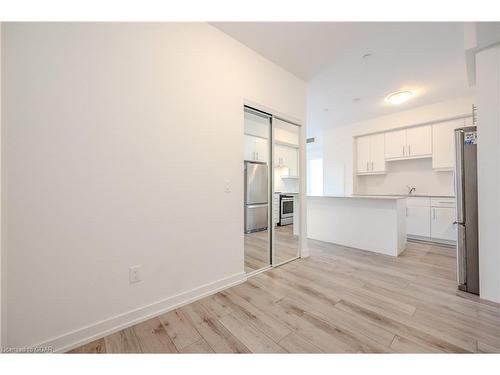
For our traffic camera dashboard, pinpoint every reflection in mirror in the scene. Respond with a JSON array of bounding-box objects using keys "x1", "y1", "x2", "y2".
[
  {"x1": 273, "y1": 118, "x2": 300, "y2": 265},
  {"x1": 243, "y1": 109, "x2": 271, "y2": 273}
]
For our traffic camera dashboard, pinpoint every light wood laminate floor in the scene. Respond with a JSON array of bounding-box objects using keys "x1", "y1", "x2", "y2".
[
  {"x1": 244, "y1": 224, "x2": 299, "y2": 273},
  {"x1": 70, "y1": 239, "x2": 500, "y2": 353}
]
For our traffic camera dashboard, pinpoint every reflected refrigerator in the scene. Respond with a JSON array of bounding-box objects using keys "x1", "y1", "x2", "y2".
[
  {"x1": 454, "y1": 126, "x2": 479, "y2": 295},
  {"x1": 244, "y1": 161, "x2": 268, "y2": 233}
]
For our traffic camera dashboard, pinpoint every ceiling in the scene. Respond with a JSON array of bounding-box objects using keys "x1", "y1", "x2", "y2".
[{"x1": 212, "y1": 22, "x2": 472, "y2": 135}]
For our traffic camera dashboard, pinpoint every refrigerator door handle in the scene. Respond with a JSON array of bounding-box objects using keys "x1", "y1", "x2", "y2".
[
  {"x1": 457, "y1": 222, "x2": 467, "y2": 286},
  {"x1": 454, "y1": 128, "x2": 467, "y2": 288},
  {"x1": 455, "y1": 129, "x2": 465, "y2": 224}
]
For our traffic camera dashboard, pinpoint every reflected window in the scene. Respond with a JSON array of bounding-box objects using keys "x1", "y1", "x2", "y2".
[{"x1": 308, "y1": 158, "x2": 323, "y2": 196}]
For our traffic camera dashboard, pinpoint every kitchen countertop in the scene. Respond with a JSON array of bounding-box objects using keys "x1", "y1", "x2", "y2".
[
  {"x1": 308, "y1": 195, "x2": 406, "y2": 200},
  {"x1": 351, "y1": 194, "x2": 456, "y2": 199}
]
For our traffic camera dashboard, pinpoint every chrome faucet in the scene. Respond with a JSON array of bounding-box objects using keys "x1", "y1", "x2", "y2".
[{"x1": 407, "y1": 185, "x2": 416, "y2": 195}]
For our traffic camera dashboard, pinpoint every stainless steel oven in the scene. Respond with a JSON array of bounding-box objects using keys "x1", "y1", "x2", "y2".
[{"x1": 279, "y1": 194, "x2": 294, "y2": 226}]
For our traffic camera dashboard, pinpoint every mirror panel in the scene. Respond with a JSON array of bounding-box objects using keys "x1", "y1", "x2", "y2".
[
  {"x1": 272, "y1": 118, "x2": 300, "y2": 265},
  {"x1": 244, "y1": 109, "x2": 271, "y2": 273}
]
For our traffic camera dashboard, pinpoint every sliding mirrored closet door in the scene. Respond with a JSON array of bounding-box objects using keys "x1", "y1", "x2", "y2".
[
  {"x1": 243, "y1": 108, "x2": 271, "y2": 273},
  {"x1": 272, "y1": 118, "x2": 300, "y2": 266}
]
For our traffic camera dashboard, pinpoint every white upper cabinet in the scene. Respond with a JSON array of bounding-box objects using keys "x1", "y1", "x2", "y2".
[
  {"x1": 406, "y1": 125, "x2": 432, "y2": 157},
  {"x1": 356, "y1": 135, "x2": 371, "y2": 173},
  {"x1": 384, "y1": 129, "x2": 407, "y2": 159},
  {"x1": 275, "y1": 144, "x2": 298, "y2": 176},
  {"x1": 385, "y1": 125, "x2": 432, "y2": 160},
  {"x1": 244, "y1": 134, "x2": 269, "y2": 162},
  {"x1": 432, "y1": 118, "x2": 465, "y2": 170},
  {"x1": 370, "y1": 133, "x2": 386, "y2": 172},
  {"x1": 356, "y1": 133, "x2": 386, "y2": 174},
  {"x1": 244, "y1": 110, "x2": 270, "y2": 163},
  {"x1": 285, "y1": 146, "x2": 299, "y2": 176},
  {"x1": 244, "y1": 135, "x2": 255, "y2": 161},
  {"x1": 254, "y1": 137, "x2": 269, "y2": 163}
]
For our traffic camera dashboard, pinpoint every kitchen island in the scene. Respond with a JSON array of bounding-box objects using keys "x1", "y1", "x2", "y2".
[{"x1": 307, "y1": 195, "x2": 407, "y2": 256}]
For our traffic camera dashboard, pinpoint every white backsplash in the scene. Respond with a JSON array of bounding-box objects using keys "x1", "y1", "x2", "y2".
[{"x1": 354, "y1": 158, "x2": 455, "y2": 196}]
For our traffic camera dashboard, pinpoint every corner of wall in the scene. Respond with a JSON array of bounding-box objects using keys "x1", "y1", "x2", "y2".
[{"x1": 0, "y1": 21, "x2": 3, "y2": 349}]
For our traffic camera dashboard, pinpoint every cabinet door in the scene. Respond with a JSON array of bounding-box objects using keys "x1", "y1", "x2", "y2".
[
  {"x1": 432, "y1": 119, "x2": 463, "y2": 170},
  {"x1": 244, "y1": 135, "x2": 256, "y2": 161},
  {"x1": 275, "y1": 145, "x2": 298, "y2": 175},
  {"x1": 407, "y1": 125, "x2": 432, "y2": 157},
  {"x1": 370, "y1": 133, "x2": 386, "y2": 172},
  {"x1": 254, "y1": 137, "x2": 269, "y2": 163},
  {"x1": 406, "y1": 206, "x2": 431, "y2": 238},
  {"x1": 431, "y1": 207, "x2": 456, "y2": 242},
  {"x1": 356, "y1": 135, "x2": 371, "y2": 173},
  {"x1": 384, "y1": 129, "x2": 406, "y2": 159},
  {"x1": 286, "y1": 147, "x2": 299, "y2": 176},
  {"x1": 275, "y1": 144, "x2": 285, "y2": 167}
]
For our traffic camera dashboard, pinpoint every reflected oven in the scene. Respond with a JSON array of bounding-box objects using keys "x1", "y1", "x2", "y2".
[{"x1": 279, "y1": 194, "x2": 294, "y2": 226}]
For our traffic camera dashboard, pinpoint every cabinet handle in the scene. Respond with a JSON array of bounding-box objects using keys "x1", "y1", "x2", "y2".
[
  {"x1": 366, "y1": 162, "x2": 369, "y2": 171},
  {"x1": 371, "y1": 161, "x2": 374, "y2": 171},
  {"x1": 256, "y1": 152, "x2": 259, "y2": 161},
  {"x1": 405, "y1": 207, "x2": 408, "y2": 217},
  {"x1": 433, "y1": 208, "x2": 436, "y2": 220},
  {"x1": 403, "y1": 145, "x2": 405, "y2": 156},
  {"x1": 409, "y1": 144, "x2": 411, "y2": 156}
]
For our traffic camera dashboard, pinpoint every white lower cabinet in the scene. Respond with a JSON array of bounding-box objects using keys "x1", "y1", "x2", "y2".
[
  {"x1": 273, "y1": 193, "x2": 280, "y2": 224},
  {"x1": 406, "y1": 206, "x2": 431, "y2": 238},
  {"x1": 406, "y1": 197, "x2": 456, "y2": 243},
  {"x1": 431, "y1": 207, "x2": 457, "y2": 242}
]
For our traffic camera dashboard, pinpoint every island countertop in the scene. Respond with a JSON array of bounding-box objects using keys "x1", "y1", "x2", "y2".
[
  {"x1": 308, "y1": 194, "x2": 406, "y2": 200},
  {"x1": 307, "y1": 195, "x2": 407, "y2": 257}
]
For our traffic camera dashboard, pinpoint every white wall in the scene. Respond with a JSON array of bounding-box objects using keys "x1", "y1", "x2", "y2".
[
  {"x1": 321, "y1": 96, "x2": 474, "y2": 196},
  {"x1": 476, "y1": 45, "x2": 500, "y2": 303},
  {"x1": 1, "y1": 23, "x2": 306, "y2": 350},
  {"x1": 0, "y1": 22, "x2": 2, "y2": 349}
]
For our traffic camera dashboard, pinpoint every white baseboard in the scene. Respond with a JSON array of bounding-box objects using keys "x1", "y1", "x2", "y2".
[{"x1": 38, "y1": 272, "x2": 247, "y2": 353}]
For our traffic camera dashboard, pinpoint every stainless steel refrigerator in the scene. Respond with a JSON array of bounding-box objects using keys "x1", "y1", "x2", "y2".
[
  {"x1": 455, "y1": 126, "x2": 479, "y2": 295},
  {"x1": 244, "y1": 161, "x2": 268, "y2": 233}
]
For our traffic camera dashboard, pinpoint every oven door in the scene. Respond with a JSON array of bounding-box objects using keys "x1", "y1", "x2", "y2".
[{"x1": 281, "y1": 198, "x2": 294, "y2": 219}]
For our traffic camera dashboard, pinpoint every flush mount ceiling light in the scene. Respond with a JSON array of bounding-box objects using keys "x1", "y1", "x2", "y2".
[{"x1": 385, "y1": 90, "x2": 415, "y2": 105}]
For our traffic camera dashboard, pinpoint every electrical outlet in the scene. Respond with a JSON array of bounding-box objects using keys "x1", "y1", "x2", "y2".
[
  {"x1": 129, "y1": 265, "x2": 142, "y2": 284},
  {"x1": 224, "y1": 179, "x2": 231, "y2": 193}
]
